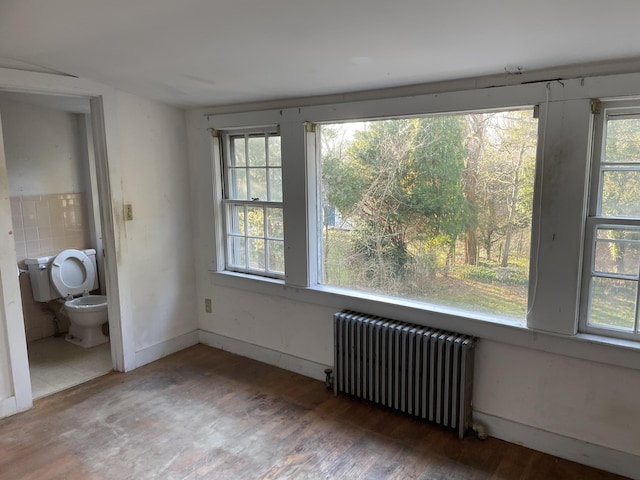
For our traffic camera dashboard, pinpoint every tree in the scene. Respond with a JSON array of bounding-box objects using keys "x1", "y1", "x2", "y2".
[
  {"x1": 463, "y1": 114, "x2": 493, "y2": 265},
  {"x1": 322, "y1": 116, "x2": 470, "y2": 285},
  {"x1": 471, "y1": 111, "x2": 537, "y2": 266},
  {"x1": 496, "y1": 111, "x2": 537, "y2": 267}
]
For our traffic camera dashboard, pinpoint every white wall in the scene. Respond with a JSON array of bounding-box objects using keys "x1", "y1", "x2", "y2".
[
  {"x1": 115, "y1": 92, "x2": 198, "y2": 355},
  {"x1": 185, "y1": 75, "x2": 640, "y2": 477},
  {"x1": 0, "y1": 97, "x2": 85, "y2": 196},
  {"x1": 474, "y1": 340, "x2": 640, "y2": 456}
]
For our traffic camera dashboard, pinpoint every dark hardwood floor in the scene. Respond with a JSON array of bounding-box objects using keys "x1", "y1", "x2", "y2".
[{"x1": 0, "y1": 344, "x2": 629, "y2": 479}]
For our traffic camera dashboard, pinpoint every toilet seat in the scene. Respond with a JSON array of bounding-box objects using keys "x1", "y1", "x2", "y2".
[{"x1": 50, "y1": 249, "x2": 96, "y2": 297}]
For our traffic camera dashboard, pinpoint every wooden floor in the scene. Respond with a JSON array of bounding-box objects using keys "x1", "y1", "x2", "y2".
[{"x1": 0, "y1": 345, "x2": 628, "y2": 480}]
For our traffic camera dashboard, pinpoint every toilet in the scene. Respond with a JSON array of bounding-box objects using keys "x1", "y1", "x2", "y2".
[{"x1": 24, "y1": 248, "x2": 109, "y2": 348}]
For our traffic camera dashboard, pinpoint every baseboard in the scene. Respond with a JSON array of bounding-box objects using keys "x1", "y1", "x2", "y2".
[
  {"x1": 134, "y1": 330, "x2": 200, "y2": 369},
  {"x1": 473, "y1": 411, "x2": 639, "y2": 479},
  {"x1": 198, "y1": 330, "x2": 331, "y2": 382},
  {"x1": 0, "y1": 396, "x2": 17, "y2": 419}
]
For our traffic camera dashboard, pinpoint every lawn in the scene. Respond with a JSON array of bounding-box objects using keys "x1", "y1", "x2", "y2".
[{"x1": 323, "y1": 229, "x2": 529, "y2": 321}]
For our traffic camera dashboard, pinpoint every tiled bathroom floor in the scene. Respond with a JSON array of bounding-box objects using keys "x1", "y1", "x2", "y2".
[{"x1": 27, "y1": 336, "x2": 112, "y2": 400}]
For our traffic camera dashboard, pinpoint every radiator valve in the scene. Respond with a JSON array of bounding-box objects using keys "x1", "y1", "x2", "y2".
[{"x1": 324, "y1": 368, "x2": 333, "y2": 390}]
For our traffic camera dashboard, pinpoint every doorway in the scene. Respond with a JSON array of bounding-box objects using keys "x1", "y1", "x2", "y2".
[{"x1": 0, "y1": 87, "x2": 122, "y2": 405}]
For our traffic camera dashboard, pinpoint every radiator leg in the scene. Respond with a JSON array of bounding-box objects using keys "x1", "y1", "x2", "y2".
[{"x1": 324, "y1": 368, "x2": 334, "y2": 391}]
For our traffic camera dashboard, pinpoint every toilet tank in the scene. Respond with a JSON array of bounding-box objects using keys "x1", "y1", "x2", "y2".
[{"x1": 24, "y1": 249, "x2": 98, "y2": 302}]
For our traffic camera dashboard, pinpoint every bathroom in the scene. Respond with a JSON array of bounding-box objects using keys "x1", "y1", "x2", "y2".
[{"x1": 0, "y1": 91, "x2": 112, "y2": 399}]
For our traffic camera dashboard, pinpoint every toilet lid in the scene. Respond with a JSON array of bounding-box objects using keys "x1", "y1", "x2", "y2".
[{"x1": 50, "y1": 249, "x2": 96, "y2": 297}]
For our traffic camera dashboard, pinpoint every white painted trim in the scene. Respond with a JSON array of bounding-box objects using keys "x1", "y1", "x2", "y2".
[
  {"x1": 0, "y1": 110, "x2": 32, "y2": 413},
  {"x1": 198, "y1": 330, "x2": 331, "y2": 382},
  {"x1": 89, "y1": 95, "x2": 132, "y2": 373},
  {"x1": 0, "y1": 68, "x2": 112, "y2": 98},
  {"x1": 201, "y1": 61, "x2": 640, "y2": 116},
  {"x1": 134, "y1": 330, "x2": 200, "y2": 369},
  {"x1": 280, "y1": 121, "x2": 310, "y2": 287},
  {"x1": 473, "y1": 411, "x2": 640, "y2": 479}
]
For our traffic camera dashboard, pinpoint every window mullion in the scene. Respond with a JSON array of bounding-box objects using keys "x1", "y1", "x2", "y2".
[
  {"x1": 590, "y1": 110, "x2": 606, "y2": 217},
  {"x1": 263, "y1": 204, "x2": 269, "y2": 273},
  {"x1": 245, "y1": 135, "x2": 251, "y2": 200},
  {"x1": 265, "y1": 134, "x2": 271, "y2": 202},
  {"x1": 243, "y1": 204, "x2": 249, "y2": 270},
  {"x1": 528, "y1": 99, "x2": 592, "y2": 335}
]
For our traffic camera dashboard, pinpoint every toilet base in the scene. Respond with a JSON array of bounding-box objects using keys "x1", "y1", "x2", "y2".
[{"x1": 65, "y1": 323, "x2": 109, "y2": 348}]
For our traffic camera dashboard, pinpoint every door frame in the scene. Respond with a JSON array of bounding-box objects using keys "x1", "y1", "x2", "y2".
[{"x1": 0, "y1": 68, "x2": 133, "y2": 415}]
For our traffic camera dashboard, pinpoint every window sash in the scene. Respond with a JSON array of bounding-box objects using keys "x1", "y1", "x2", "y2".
[
  {"x1": 223, "y1": 200, "x2": 284, "y2": 278},
  {"x1": 581, "y1": 102, "x2": 640, "y2": 339},
  {"x1": 221, "y1": 129, "x2": 283, "y2": 279}
]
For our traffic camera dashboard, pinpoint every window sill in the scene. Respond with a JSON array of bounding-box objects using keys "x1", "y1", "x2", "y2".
[{"x1": 209, "y1": 270, "x2": 640, "y2": 371}]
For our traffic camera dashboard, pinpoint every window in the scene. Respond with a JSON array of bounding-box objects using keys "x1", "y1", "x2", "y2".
[
  {"x1": 318, "y1": 109, "x2": 538, "y2": 320},
  {"x1": 222, "y1": 129, "x2": 284, "y2": 278},
  {"x1": 582, "y1": 102, "x2": 640, "y2": 339},
  {"x1": 207, "y1": 75, "x2": 640, "y2": 369}
]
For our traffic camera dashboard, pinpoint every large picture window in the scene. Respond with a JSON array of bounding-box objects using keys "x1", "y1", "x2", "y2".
[
  {"x1": 582, "y1": 103, "x2": 640, "y2": 339},
  {"x1": 318, "y1": 109, "x2": 538, "y2": 320},
  {"x1": 222, "y1": 129, "x2": 284, "y2": 278}
]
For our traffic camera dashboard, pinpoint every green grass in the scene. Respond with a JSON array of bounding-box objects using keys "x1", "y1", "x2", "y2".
[
  {"x1": 322, "y1": 228, "x2": 529, "y2": 320},
  {"x1": 588, "y1": 278, "x2": 635, "y2": 330}
]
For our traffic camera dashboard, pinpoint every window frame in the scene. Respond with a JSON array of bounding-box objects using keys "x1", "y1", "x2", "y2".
[
  {"x1": 580, "y1": 101, "x2": 640, "y2": 340},
  {"x1": 314, "y1": 109, "x2": 539, "y2": 322},
  {"x1": 220, "y1": 127, "x2": 284, "y2": 279},
  {"x1": 206, "y1": 74, "x2": 640, "y2": 373}
]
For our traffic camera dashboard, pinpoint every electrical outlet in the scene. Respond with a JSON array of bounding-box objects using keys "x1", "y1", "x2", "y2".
[
  {"x1": 124, "y1": 204, "x2": 133, "y2": 221},
  {"x1": 205, "y1": 298, "x2": 212, "y2": 313}
]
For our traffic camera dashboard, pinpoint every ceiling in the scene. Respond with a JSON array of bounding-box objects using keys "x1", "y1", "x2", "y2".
[{"x1": 1, "y1": 0, "x2": 640, "y2": 109}]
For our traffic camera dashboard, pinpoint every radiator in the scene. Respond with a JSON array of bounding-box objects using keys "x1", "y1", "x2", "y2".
[{"x1": 333, "y1": 310, "x2": 475, "y2": 439}]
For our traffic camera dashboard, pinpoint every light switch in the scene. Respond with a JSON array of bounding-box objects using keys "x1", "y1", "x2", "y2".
[{"x1": 124, "y1": 204, "x2": 133, "y2": 221}]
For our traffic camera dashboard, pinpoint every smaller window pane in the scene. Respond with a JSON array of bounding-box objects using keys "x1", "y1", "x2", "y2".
[
  {"x1": 589, "y1": 277, "x2": 636, "y2": 331},
  {"x1": 248, "y1": 137, "x2": 266, "y2": 166},
  {"x1": 269, "y1": 169, "x2": 283, "y2": 202},
  {"x1": 247, "y1": 206, "x2": 264, "y2": 237},
  {"x1": 268, "y1": 240, "x2": 284, "y2": 273},
  {"x1": 227, "y1": 204, "x2": 246, "y2": 235},
  {"x1": 229, "y1": 168, "x2": 247, "y2": 200},
  {"x1": 594, "y1": 228, "x2": 640, "y2": 277},
  {"x1": 267, "y1": 207, "x2": 284, "y2": 239},
  {"x1": 228, "y1": 236, "x2": 246, "y2": 268},
  {"x1": 232, "y1": 138, "x2": 246, "y2": 166},
  {"x1": 601, "y1": 170, "x2": 640, "y2": 217},
  {"x1": 248, "y1": 238, "x2": 265, "y2": 270},
  {"x1": 605, "y1": 118, "x2": 640, "y2": 163},
  {"x1": 249, "y1": 168, "x2": 268, "y2": 200},
  {"x1": 269, "y1": 136, "x2": 281, "y2": 166}
]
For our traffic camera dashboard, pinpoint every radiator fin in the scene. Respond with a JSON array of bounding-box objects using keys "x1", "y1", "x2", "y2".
[{"x1": 333, "y1": 310, "x2": 475, "y2": 439}]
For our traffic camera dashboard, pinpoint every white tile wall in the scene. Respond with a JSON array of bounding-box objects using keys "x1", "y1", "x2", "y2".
[
  {"x1": 12, "y1": 192, "x2": 91, "y2": 343},
  {"x1": 12, "y1": 193, "x2": 90, "y2": 268}
]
